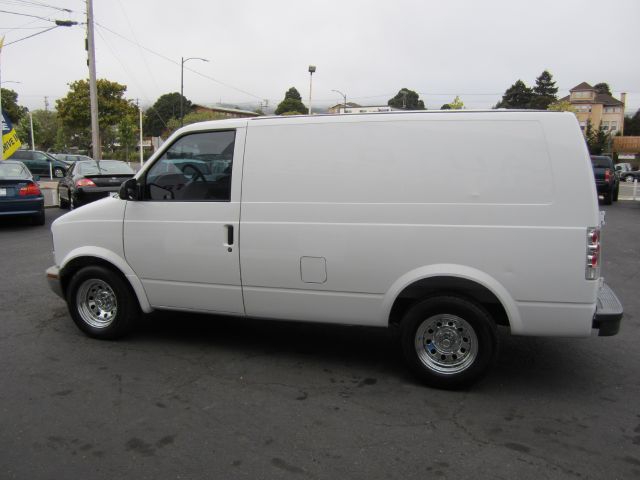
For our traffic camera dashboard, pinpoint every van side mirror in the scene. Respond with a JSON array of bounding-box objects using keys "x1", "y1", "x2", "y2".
[{"x1": 120, "y1": 178, "x2": 141, "y2": 201}]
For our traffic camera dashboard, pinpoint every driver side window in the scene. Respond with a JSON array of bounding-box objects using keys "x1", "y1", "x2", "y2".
[{"x1": 145, "y1": 130, "x2": 235, "y2": 201}]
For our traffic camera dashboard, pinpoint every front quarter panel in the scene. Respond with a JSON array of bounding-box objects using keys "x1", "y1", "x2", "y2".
[{"x1": 50, "y1": 197, "x2": 153, "y2": 313}]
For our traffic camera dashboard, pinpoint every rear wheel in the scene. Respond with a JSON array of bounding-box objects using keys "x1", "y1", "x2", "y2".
[
  {"x1": 66, "y1": 265, "x2": 139, "y2": 339},
  {"x1": 613, "y1": 186, "x2": 619, "y2": 202},
  {"x1": 603, "y1": 191, "x2": 612, "y2": 205},
  {"x1": 53, "y1": 167, "x2": 64, "y2": 178},
  {"x1": 625, "y1": 176, "x2": 635, "y2": 183},
  {"x1": 400, "y1": 295, "x2": 498, "y2": 389}
]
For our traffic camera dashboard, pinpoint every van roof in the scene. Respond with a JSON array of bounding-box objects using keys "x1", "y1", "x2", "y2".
[{"x1": 176, "y1": 109, "x2": 574, "y2": 134}]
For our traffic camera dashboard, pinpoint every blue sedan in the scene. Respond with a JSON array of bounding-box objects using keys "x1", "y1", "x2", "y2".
[{"x1": 0, "y1": 160, "x2": 45, "y2": 225}]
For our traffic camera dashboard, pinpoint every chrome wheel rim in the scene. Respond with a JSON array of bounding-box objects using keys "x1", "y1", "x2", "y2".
[
  {"x1": 55, "y1": 169, "x2": 63, "y2": 178},
  {"x1": 415, "y1": 314, "x2": 478, "y2": 375},
  {"x1": 76, "y1": 279, "x2": 118, "y2": 328}
]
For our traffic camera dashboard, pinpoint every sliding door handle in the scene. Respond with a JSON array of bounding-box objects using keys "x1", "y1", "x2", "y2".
[{"x1": 224, "y1": 224, "x2": 234, "y2": 248}]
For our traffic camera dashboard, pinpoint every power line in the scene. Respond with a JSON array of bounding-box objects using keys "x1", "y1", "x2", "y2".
[
  {"x1": 0, "y1": 0, "x2": 72, "y2": 12},
  {"x1": 0, "y1": 8, "x2": 54, "y2": 21},
  {"x1": 94, "y1": 21, "x2": 264, "y2": 101},
  {"x1": 3, "y1": 24, "x2": 58, "y2": 45}
]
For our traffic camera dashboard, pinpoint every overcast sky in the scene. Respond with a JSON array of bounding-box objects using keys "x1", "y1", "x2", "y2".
[{"x1": 2, "y1": 0, "x2": 639, "y2": 114}]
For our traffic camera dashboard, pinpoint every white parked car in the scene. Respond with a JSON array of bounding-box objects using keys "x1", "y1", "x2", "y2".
[{"x1": 47, "y1": 111, "x2": 623, "y2": 388}]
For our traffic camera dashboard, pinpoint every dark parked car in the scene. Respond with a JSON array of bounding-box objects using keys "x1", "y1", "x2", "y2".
[
  {"x1": 9, "y1": 150, "x2": 70, "y2": 178},
  {"x1": 0, "y1": 160, "x2": 45, "y2": 225},
  {"x1": 590, "y1": 155, "x2": 619, "y2": 205},
  {"x1": 53, "y1": 153, "x2": 93, "y2": 164},
  {"x1": 57, "y1": 160, "x2": 135, "y2": 209}
]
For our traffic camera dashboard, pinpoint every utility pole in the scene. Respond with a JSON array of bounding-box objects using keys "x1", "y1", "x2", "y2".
[
  {"x1": 86, "y1": 0, "x2": 101, "y2": 161},
  {"x1": 29, "y1": 112, "x2": 34, "y2": 150},
  {"x1": 44, "y1": 96, "x2": 49, "y2": 111}
]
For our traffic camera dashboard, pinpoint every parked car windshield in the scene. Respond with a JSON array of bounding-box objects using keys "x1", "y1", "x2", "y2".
[
  {"x1": 0, "y1": 162, "x2": 30, "y2": 179},
  {"x1": 77, "y1": 160, "x2": 134, "y2": 176}
]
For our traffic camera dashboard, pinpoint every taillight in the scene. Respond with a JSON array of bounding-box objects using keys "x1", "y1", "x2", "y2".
[
  {"x1": 604, "y1": 169, "x2": 611, "y2": 183},
  {"x1": 19, "y1": 183, "x2": 42, "y2": 196},
  {"x1": 586, "y1": 227, "x2": 601, "y2": 280},
  {"x1": 76, "y1": 178, "x2": 96, "y2": 187}
]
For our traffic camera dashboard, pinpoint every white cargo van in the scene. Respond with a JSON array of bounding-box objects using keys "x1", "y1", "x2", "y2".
[{"x1": 46, "y1": 111, "x2": 623, "y2": 388}]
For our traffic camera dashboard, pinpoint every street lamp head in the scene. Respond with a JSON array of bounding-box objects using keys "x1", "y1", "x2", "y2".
[{"x1": 308, "y1": 65, "x2": 316, "y2": 74}]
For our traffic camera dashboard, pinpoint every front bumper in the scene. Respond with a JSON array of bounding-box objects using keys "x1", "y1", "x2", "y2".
[
  {"x1": 592, "y1": 282, "x2": 623, "y2": 336},
  {"x1": 46, "y1": 265, "x2": 64, "y2": 299}
]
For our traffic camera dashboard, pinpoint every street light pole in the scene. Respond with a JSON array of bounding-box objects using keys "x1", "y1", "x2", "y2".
[
  {"x1": 331, "y1": 89, "x2": 347, "y2": 113},
  {"x1": 180, "y1": 56, "x2": 208, "y2": 127},
  {"x1": 308, "y1": 65, "x2": 316, "y2": 115}
]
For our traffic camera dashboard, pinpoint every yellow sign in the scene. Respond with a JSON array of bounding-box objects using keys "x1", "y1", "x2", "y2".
[{"x1": 2, "y1": 110, "x2": 22, "y2": 159}]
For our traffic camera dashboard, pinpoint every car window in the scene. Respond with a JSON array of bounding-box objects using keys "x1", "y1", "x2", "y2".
[
  {"x1": 10, "y1": 151, "x2": 27, "y2": 160},
  {"x1": 77, "y1": 161, "x2": 134, "y2": 175},
  {"x1": 0, "y1": 163, "x2": 29, "y2": 178},
  {"x1": 34, "y1": 152, "x2": 49, "y2": 161},
  {"x1": 145, "y1": 130, "x2": 235, "y2": 202},
  {"x1": 591, "y1": 156, "x2": 612, "y2": 168}
]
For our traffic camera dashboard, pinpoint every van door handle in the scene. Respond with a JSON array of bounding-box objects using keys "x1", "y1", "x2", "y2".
[{"x1": 225, "y1": 225, "x2": 234, "y2": 247}]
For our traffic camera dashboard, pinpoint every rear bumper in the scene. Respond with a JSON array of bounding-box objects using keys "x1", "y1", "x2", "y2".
[
  {"x1": 76, "y1": 187, "x2": 118, "y2": 205},
  {"x1": 592, "y1": 282, "x2": 623, "y2": 336},
  {"x1": 0, "y1": 197, "x2": 44, "y2": 216}
]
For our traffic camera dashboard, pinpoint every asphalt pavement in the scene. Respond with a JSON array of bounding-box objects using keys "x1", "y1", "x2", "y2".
[{"x1": 0, "y1": 202, "x2": 639, "y2": 479}]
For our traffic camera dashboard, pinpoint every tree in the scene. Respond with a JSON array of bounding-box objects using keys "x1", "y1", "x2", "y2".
[
  {"x1": 440, "y1": 104, "x2": 452, "y2": 110},
  {"x1": 388, "y1": 88, "x2": 425, "y2": 110},
  {"x1": 624, "y1": 109, "x2": 640, "y2": 136},
  {"x1": 586, "y1": 122, "x2": 610, "y2": 155},
  {"x1": 165, "y1": 110, "x2": 226, "y2": 134},
  {"x1": 117, "y1": 113, "x2": 139, "y2": 162},
  {"x1": 495, "y1": 80, "x2": 533, "y2": 109},
  {"x1": 1, "y1": 88, "x2": 27, "y2": 123},
  {"x1": 594, "y1": 83, "x2": 611, "y2": 95},
  {"x1": 144, "y1": 92, "x2": 192, "y2": 137},
  {"x1": 275, "y1": 87, "x2": 307, "y2": 115},
  {"x1": 530, "y1": 70, "x2": 558, "y2": 110},
  {"x1": 547, "y1": 100, "x2": 575, "y2": 112},
  {"x1": 56, "y1": 79, "x2": 137, "y2": 150},
  {"x1": 14, "y1": 108, "x2": 61, "y2": 152}
]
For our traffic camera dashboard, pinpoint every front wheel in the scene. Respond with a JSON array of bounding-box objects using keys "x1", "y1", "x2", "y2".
[
  {"x1": 625, "y1": 176, "x2": 635, "y2": 183},
  {"x1": 66, "y1": 265, "x2": 139, "y2": 339},
  {"x1": 53, "y1": 167, "x2": 64, "y2": 178},
  {"x1": 400, "y1": 295, "x2": 498, "y2": 389}
]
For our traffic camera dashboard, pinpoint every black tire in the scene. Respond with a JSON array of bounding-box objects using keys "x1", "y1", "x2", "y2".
[
  {"x1": 66, "y1": 265, "x2": 139, "y2": 340},
  {"x1": 69, "y1": 194, "x2": 77, "y2": 210},
  {"x1": 31, "y1": 210, "x2": 46, "y2": 226},
  {"x1": 53, "y1": 167, "x2": 64, "y2": 178},
  {"x1": 400, "y1": 295, "x2": 498, "y2": 389},
  {"x1": 613, "y1": 186, "x2": 619, "y2": 202},
  {"x1": 58, "y1": 188, "x2": 69, "y2": 209},
  {"x1": 603, "y1": 191, "x2": 612, "y2": 205}
]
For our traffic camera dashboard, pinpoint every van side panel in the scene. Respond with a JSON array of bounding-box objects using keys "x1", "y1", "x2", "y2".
[{"x1": 239, "y1": 113, "x2": 598, "y2": 335}]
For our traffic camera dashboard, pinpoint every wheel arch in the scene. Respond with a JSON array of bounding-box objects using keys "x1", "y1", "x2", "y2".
[
  {"x1": 383, "y1": 264, "x2": 521, "y2": 332},
  {"x1": 59, "y1": 247, "x2": 152, "y2": 313}
]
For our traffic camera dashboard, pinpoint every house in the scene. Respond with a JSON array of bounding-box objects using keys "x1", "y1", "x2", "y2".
[
  {"x1": 559, "y1": 82, "x2": 626, "y2": 134},
  {"x1": 328, "y1": 103, "x2": 399, "y2": 114},
  {"x1": 192, "y1": 104, "x2": 260, "y2": 118}
]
